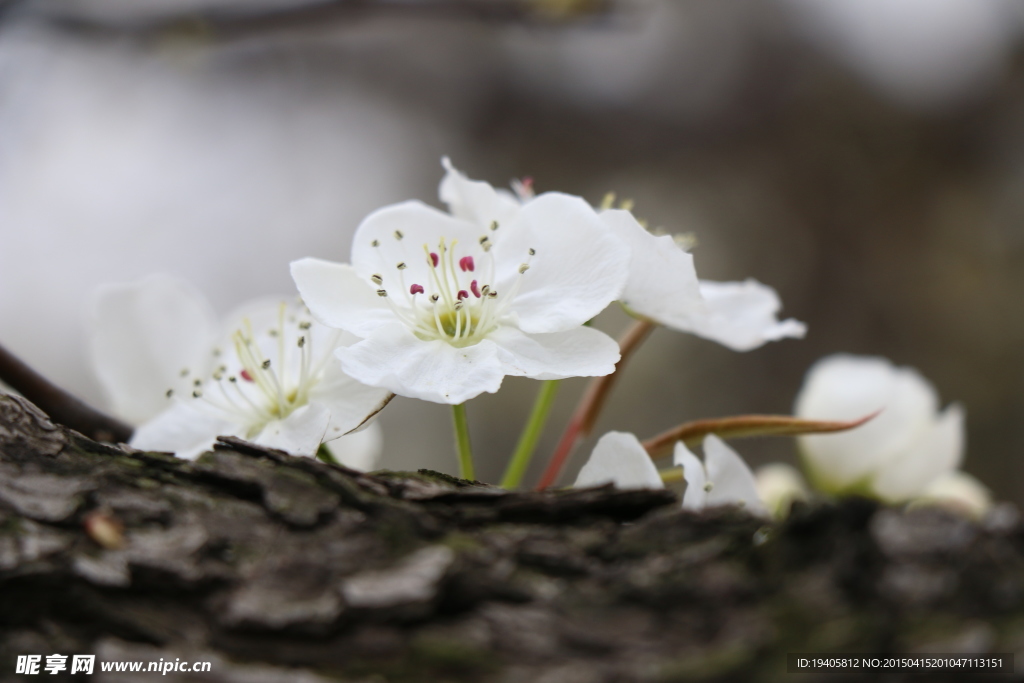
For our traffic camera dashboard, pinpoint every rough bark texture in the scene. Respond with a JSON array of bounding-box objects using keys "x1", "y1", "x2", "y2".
[{"x1": 1, "y1": 392, "x2": 1023, "y2": 682}]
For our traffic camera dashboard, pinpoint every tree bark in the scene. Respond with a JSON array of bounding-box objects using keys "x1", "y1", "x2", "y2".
[{"x1": 0, "y1": 392, "x2": 1020, "y2": 682}]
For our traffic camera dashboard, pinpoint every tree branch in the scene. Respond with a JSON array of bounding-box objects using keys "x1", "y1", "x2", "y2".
[{"x1": 0, "y1": 341, "x2": 133, "y2": 443}]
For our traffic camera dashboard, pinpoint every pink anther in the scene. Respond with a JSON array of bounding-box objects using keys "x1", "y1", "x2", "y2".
[
  {"x1": 410, "y1": 284, "x2": 425, "y2": 295},
  {"x1": 459, "y1": 256, "x2": 475, "y2": 272}
]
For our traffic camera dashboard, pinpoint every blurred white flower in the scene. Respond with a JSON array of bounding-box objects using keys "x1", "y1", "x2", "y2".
[
  {"x1": 755, "y1": 463, "x2": 810, "y2": 520},
  {"x1": 912, "y1": 471, "x2": 993, "y2": 520},
  {"x1": 574, "y1": 431, "x2": 664, "y2": 490},
  {"x1": 91, "y1": 275, "x2": 391, "y2": 463},
  {"x1": 600, "y1": 208, "x2": 807, "y2": 351},
  {"x1": 675, "y1": 435, "x2": 768, "y2": 516},
  {"x1": 795, "y1": 354, "x2": 965, "y2": 503},
  {"x1": 291, "y1": 161, "x2": 628, "y2": 405},
  {"x1": 783, "y1": 0, "x2": 1018, "y2": 108}
]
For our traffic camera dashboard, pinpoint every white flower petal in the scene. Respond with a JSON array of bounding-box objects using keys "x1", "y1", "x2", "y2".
[
  {"x1": 913, "y1": 470, "x2": 992, "y2": 520},
  {"x1": 255, "y1": 402, "x2": 332, "y2": 457},
  {"x1": 495, "y1": 193, "x2": 630, "y2": 334},
  {"x1": 291, "y1": 258, "x2": 395, "y2": 338},
  {"x1": 575, "y1": 432, "x2": 664, "y2": 490},
  {"x1": 350, "y1": 200, "x2": 488, "y2": 292},
  {"x1": 129, "y1": 399, "x2": 237, "y2": 461},
  {"x1": 674, "y1": 441, "x2": 708, "y2": 511},
  {"x1": 91, "y1": 274, "x2": 218, "y2": 425},
  {"x1": 871, "y1": 403, "x2": 965, "y2": 502},
  {"x1": 796, "y1": 354, "x2": 941, "y2": 491},
  {"x1": 488, "y1": 325, "x2": 620, "y2": 380},
  {"x1": 755, "y1": 463, "x2": 810, "y2": 519},
  {"x1": 336, "y1": 322, "x2": 505, "y2": 404},
  {"x1": 325, "y1": 421, "x2": 383, "y2": 472},
  {"x1": 687, "y1": 280, "x2": 806, "y2": 352},
  {"x1": 702, "y1": 435, "x2": 768, "y2": 516},
  {"x1": 601, "y1": 209, "x2": 707, "y2": 330},
  {"x1": 439, "y1": 158, "x2": 522, "y2": 228},
  {"x1": 310, "y1": 359, "x2": 394, "y2": 438}
]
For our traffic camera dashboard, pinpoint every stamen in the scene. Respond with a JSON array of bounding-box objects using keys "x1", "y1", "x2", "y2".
[
  {"x1": 394, "y1": 230, "x2": 404, "y2": 240},
  {"x1": 166, "y1": 389, "x2": 173, "y2": 398},
  {"x1": 193, "y1": 379, "x2": 202, "y2": 387},
  {"x1": 430, "y1": 294, "x2": 440, "y2": 303},
  {"x1": 479, "y1": 236, "x2": 491, "y2": 252},
  {"x1": 262, "y1": 359, "x2": 271, "y2": 369},
  {"x1": 470, "y1": 280, "x2": 481, "y2": 298},
  {"x1": 193, "y1": 390, "x2": 202, "y2": 398},
  {"x1": 528, "y1": 248, "x2": 536, "y2": 256},
  {"x1": 180, "y1": 368, "x2": 189, "y2": 377},
  {"x1": 410, "y1": 284, "x2": 425, "y2": 295},
  {"x1": 298, "y1": 336, "x2": 306, "y2": 348},
  {"x1": 371, "y1": 274, "x2": 383, "y2": 285},
  {"x1": 703, "y1": 482, "x2": 714, "y2": 492},
  {"x1": 519, "y1": 264, "x2": 530, "y2": 274},
  {"x1": 298, "y1": 321, "x2": 312, "y2": 330},
  {"x1": 397, "y1": 262, "x2": 407, "y2": 270},
  {"x1": 371, "y1": 239, "x2": 380, "y2": 247},
  {"x1": 377, "y1": 289, "x2": 388, "y2": 297},
  {"x1": 459, "y1": 256, "x2": 475, "y2": 272},
  {"x1": 490, "y1": 221, "x2": 499, "y2": 231}
]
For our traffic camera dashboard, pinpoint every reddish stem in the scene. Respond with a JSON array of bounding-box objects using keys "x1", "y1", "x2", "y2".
[{"x1": 535, "y1": 318, "x2": 655, "y2": 490}]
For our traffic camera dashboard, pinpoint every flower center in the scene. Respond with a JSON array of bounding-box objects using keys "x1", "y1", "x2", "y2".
[
  {"x1": 172, "y1": 302, "x2": 336, "y2": 436},
  {"x1": 369, "y1": 227, "x2": 533, "y2": 348}
]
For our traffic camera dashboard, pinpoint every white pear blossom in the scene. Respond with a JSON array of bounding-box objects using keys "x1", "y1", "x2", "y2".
[
  {"x1": 91, "y1": 275, "x2": 391, "y2": 463},
  {"x1": 574, "y1": 432, "x2": 664, "y2": 490},
  {"x1": 291, "y1": 162, "x2": 629, "y2": 405},
  {"x1": 574, "y1": 430, "x2": 767, "y2": 516},
  {"x1": 675, "y1": 435, "x2": 768, "y2": 516},
  {"x1": 440, "y1": 160, "x2": 805, "y2": 352},
  {"x1": 599, "y1": 208, "x2": 807, "y2": 351},
  {"x1": 755, "y1": 463, "x2": 810, "y2": 519},
  {"x1": 795, "y1": 354, "x2": 965, "y2": 503}
]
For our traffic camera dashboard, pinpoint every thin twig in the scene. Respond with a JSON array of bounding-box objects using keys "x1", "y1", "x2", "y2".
[
  {"x1": 641, "y1": 412, "x2": 880, "y2": 460},
  {"x1": 535, "y1": 318, "x2": 655, "y2": 490},
  {"x1": 0, "y1": 342, "x2": 133, "y2": 443}
]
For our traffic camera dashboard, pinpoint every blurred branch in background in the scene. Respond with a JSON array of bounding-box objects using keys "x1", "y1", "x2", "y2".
[
  {"x1": 15, "y1": 0, "x2": 616, "y2": 39},
  {"x1": 0, "y1": 342, "x2": 132, "y2": 443}
]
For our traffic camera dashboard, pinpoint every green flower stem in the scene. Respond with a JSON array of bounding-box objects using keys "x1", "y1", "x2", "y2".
[
  {"x1": 451, "y1": 403, "x2": 475, "y2": 481},
  {"x1": 500, "y1": 379, "x2": 561, "y2": 489},
  {"x1": 316, "y1": 443, "x2": 340, "y2": 466}
]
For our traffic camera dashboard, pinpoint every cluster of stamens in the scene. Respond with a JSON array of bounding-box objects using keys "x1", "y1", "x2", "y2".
[
  {"x1": 168, "y1": 303, "x2": 335, "y2": 435},
  {"x1": 368, "y1": 222, "x2": 534, "y2": 347}
]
